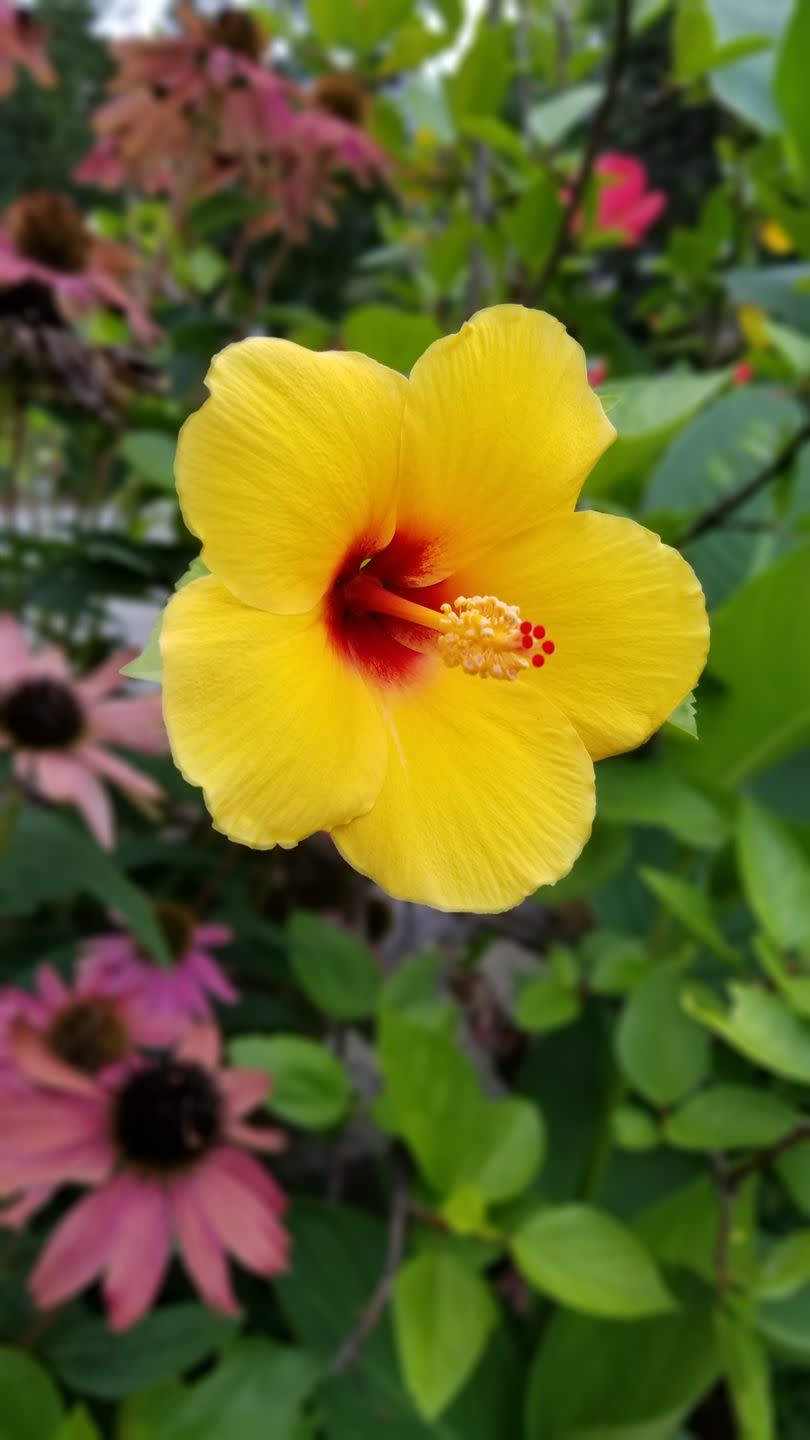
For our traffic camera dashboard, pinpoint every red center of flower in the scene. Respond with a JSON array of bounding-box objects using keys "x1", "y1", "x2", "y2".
[
  {"x1": 326, "y1": 541, "x2": 556, "y2": 687},
  {"x1": 47, "y1": 997, "x2": 130, "y2": 1074},
  {"x1": 1, "y1": 677, "x2": 85, "y2": 749}
]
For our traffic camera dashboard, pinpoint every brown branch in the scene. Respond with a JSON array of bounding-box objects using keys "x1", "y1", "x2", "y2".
[
  {"x1": 675, "y1": 417, "x2": 810, "y2": 548},
  {"x1": 711, "y1": 1121, "x2": 810, "y2": 1295},
  {"x1": 729, "y1": 1120, "x2": 810, "y2": 1188},
  {"x1": 328, "y1": 1160, "x2": 410, "y2": 1375},
  {"x1": 525, "y1": 0, "x2": 632, "y2": 305}
]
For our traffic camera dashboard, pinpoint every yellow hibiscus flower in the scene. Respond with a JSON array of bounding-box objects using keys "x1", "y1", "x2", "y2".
[{"x1": 161, "y1": 306, "x2": 708, "y2": 913}]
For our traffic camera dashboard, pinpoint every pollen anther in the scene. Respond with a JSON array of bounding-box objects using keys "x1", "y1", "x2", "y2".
[{"x1": 439, "y1": 595, "x2": 533, "y2": 681}]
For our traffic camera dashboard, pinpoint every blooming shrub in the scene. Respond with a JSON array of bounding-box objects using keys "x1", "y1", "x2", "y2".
[{"x1": 1, "y1": 2, "x2": 810, "y2": 1437}]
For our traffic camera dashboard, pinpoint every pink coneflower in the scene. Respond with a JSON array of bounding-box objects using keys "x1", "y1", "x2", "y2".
[
  {"x1": 592, "y1": 153, "x2": 666, "y2": 246},
  {"x1": 0, "y1": 193, "x2": 157, "y2": 343},
  {"x1": 0, "y1": 2, "x2": 55, "y2": 95},
  {"x1": 79, "y1": 901, "x2": 238, "y2": 1046},
  {"x1": 587, "y1": 357, "x2": 608, "y2": 388},
  {"x1": 6, "y1": 1023, "x2": 288, "y2": 1330},
  {"x1": 0, "y1": 615, "x2": 166, "y2": 850}
]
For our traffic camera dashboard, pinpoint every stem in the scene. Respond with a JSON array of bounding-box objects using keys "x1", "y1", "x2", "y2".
[
  {"x1": 329, "y1": 1159, "x2": 410, "y2": 1374},
  {"x1": 675, "y1": 416, "x2": 810, "y2": 547},
  {"x1": 525, "y1": 0, "x2": 632, "y2": 304}
]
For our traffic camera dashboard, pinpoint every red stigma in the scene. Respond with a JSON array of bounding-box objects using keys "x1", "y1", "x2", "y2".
[
  {"x1": 532, "y1": 654, "x2": 545, "y2": 668},
  {"x1": 521, "y1": 634, "x2": 533, "y2": 649},
  {"x1": 532, "y1": 625, "x2": 545, "y2": 639},
  {"x1": 520, "y1": 620, "x2": 532, "y2": 634},
  {"x1": 541, "y1": 640, "x2": 555, "y2": 655}
]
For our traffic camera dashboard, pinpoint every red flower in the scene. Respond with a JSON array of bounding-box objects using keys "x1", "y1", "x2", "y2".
[{"x1": 592, "y1": 153, "x2": 666, "y2": 246}]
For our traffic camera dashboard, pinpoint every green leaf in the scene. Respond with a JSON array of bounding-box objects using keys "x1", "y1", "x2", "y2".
[
  {"x1": 55, "y1": 1409, "x2": 101, "y2": 1440},
  {"x1": 121, "y1": 558, "x2": 209, "y2": 683},
  {"x1": 674, "y1": 0, "x2": 716, "y2": 79},
  {"x1": 616, "y1": 967, "x2": 710, "y2": 1106},
  {"x1": 717, "y1": 1309, "x2": 775, "y2": 1440},
  {"x1": 229, "y1": 1034, "x2": 351, "y2": 1129},
  {"x1": 121, "y1": 1340, "x2": 320, "y2": 1440},
  {"x1": 737, "y1": 797, "x2": 810, "y2": 952},
  {"x1": 527, "y1": 83, "x2": 602, "y2": 145},
  {"x1": 0, "y1": 806, "x2": 169, "y2": 964},
  {"x1": 0, "y1": 1349, "x2": 63, "y2": 1440},
  {"x1": 683, "y1": 981, "x2": 810, "y2": 1081},
  {"x1": 665, "y1": 692, "x2": 698, "y2": 738},
  {"x1": 525, "y1": 1276, "x2": 718, "y2": 1440},
  {"x1": 120, "y1": 430, "x2": 176, "y2": 490},
  {"x1": 377, "y1": 1009, "x2": 543, "y2": 1206},
  {"x1": 640, "y1": 868, "x2": 736, "y2": 961},
  {"x1": 664, "y1": 1085, "x2": 798, "y2": 1151},
  {"x1": 43, "y1": 1305, "x2": 236, "y2": 1400},
  {"x1": 307, "y1": 0, "x2": 414, "y2": 51},
  {"x1": 445, "y1": 19, "x2": 512, "y2": 124},
  {"x1": 758, "y1": 1284, "x2": 810, "y2": 1363},
  {"x1": 597, "y1": 758, "x2": 727, "y2": 848},
  {"x1": 287, "y1": 911, "x2": 380, "y2": 1020},
  {"x1": 586, "y1": 369, "x2": 730, "y2": 499},
  {"x1": 707, "y1": 0, "x2": 789, "y2": 133},
  {"x1": 511, "y1": 1204, "x2": 675, "y2": 1319},
  {"x1": 611, "y1": 1104, "x2": 660, "y2": 1152},
  {"x1": 516, "y1": 973, "x2": 582, "y2": 1034},
  {"x1": 503, "y1": 174, "x2": 562, "y2": 268},
  {"x1": 758, "y1": 1232, "x2": 810, "y2": 1300},
  {"x1": 343, "y1": 306, "x2": 441, "y2": 374},
  {"x1": 774, "y1": 0, "x2": 810, "y2": 181},
  {"x1": 393, "y1": 1250, "x2": 497, "y2": 1420}
]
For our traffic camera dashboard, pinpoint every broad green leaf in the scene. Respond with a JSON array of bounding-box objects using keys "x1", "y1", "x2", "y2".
[
  {"x1": 611, "y1": 1104, "x2": 660, "y2": 1152},
  {"x1": 445, "y1": 19, "x2": 512, "y2": 124},
  {"x1": 682, "y1": 542, "x2": 810, "y2": 788},
  {"x1": 121, "y1": 557, "x2": 209, "y2": 683},
  {"x1": 230, "y1": 1034, "x2": 351, "y2": 1129},
  {"x1": 516, "y1": 972, "x2": 582, "y2": 1033},
  {"x1": 307, "y1": 0, "x2": 414, "y2": 50},
  {"x1": 737, "y1": 797, "x2": 810, "y2": 952},
  {"x1": 717, "y1": 1309, "x2": 775, "y2": 1440},
  {"x1": 55, "y1": 1410, "x2": 101, "y2": 1440},
  {"x1": 597, "y1": 758, "x2": 727, "y2": 848},
  {"x1": 377, "y1": 1009, "x2": 543, "y2": 1206},
  {"x1": 584, "y1": 931, "x2": 650, "y2": 995},
  {"x1": 707, "y1": 0, "x2": 791, "y2": 133},
  {"x1": 0, "y1": 1349, "x2": 63, "y2": 1440},
  {"x1": 525, "y1": 1276, "x2": 718, "y2": 1440},
  {"x1": 527, "y1": 83, "x2": 601, "y2": 145},
  {"x1": 758, "y1": 1232, "x2": 810, "y2": 1301},
  {"x1": 674, "y1": 0, "x2": 716, "y2": 80},
  {"x1": 664, "y1": 1085, "x2": 798, "y2": 1151},
  {"x1": 377, "y1": 952, "x2": 445, "y2": 1016},
  {"x1": 774, "y1": 0, "x2": 810, "y2": 180},
  {"x1": 503, "y1": 174, "x2": 562, "y2": 268},
  {"x1": 120, "y1": 430, "x2": 176, "y2": 490},
  {"x1": 586, "y1": 369, "x2": 730, "y2": 498},
  {"x1": 776, "y1": 1142, "x2": 810, "y2": 1216},
  {"x1": 640, "y1": 868, "x2": 736, "y2": 961},
  {"x1": 511, "y1": 1204, "x2": 674, "y2": 1319},
  {"x1": 636, "y1": 1175, "x2": 755, "y2": 1286},
  {"x1": 393, "y1": 1250, "x2": 496, "y2": 1420},
  {"x1": 287, "y1": 911, "x2": 380, "y2": 1020},
  {"x1": 683, "y1": 982, "x2": 810, "y2": 1081},
  {"x1": 0, "y1": 806, "x2": 169, "y2": 964},
  {"x1": 758, "y1": 1284, "x2": 810, "y2": 1364},
  {"x1": 616, "y1": 968, "x2": 710, "y2": 1106},
  {"x1": 343, "y1": 306, "x2": 441, "y2": 375},
  {"x1": 665, "y1": 692, "x2": 698, "y2": 739},
  {"x1": 43, "y1": 1305, "x2": 236, "y2": 1400}
]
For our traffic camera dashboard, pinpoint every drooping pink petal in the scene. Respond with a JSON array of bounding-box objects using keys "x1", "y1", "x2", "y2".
[
  {"x1": 33, "y1": 963, "x2": 70, "y2": 1009},
  {"x1": 194, "y1": 1148, "x2": 289, "y2": 1276},
  {"x1": 22, "y1": 753, "x2": 115, "y2": 850},
  {"x1": 28, "y1": 644, "x2": 72, "y2": 681},
  {"x1": 76, "y1": 648, "x2": 138, "y2": 703},
  {"x1": 1, "y1": 1092, "x2": 102, "y2": 1150},
  {"x1": 194, "y1": 924, "x2": 233, "y2": 948},
  {"x1": 218, "y1": 1145, "x2": 288, "y2": 1216},
  {"x1": 0, "y1": 614, "x2": 32, "y2": 684},
  {"x1": 103, "y1": 1177, "x2": 171, "y2": 1331},
  {"x1": 186, "y1": 950, "x2": 238, "y2": 1004},
  {"x1": 175, "y1": 1022, "x2": 220, "y2": 1070},
  {"x1": 8, "y1": 1020, "x2": 98, "y2": 1096},
  {"x1": 29, "y1": 1176, "x2": 131, "y2": 1310},
  {"x1": 90, "y1": 696, "x2": 167, "y2": 754},
  {"x1": 169, "y1": 1175, "x2": 239, "y2": 1316},
  {"x1": 0, "y1": 1138, "x2": 113, "y2": 1192},
  {"x1": 81, "y1": 744, "x2": 163, "y2": 801},
  {"x1": 0, "y1": 1185, "x2": 52, "y2": 1230},
  {"x1": 220, "y1": 1068, "x2": 269, "y2": 1119}
]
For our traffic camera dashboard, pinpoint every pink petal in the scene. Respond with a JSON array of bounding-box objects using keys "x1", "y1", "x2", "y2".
[
  {"x1": 169, "y1": 1176, "x2": 239, "y2": 1316},
  {"x1": 77, "y1": 649, "x2": 138, "y2": 703},
  {"x1": 27, "y1": 753, "x2": 115, "y2": 850},
  {"x1": 0, "y1": 1092, "x2": 102, "y2": 1150},
  {"x1": 220, "y1": 1068, "x2": 269, "y2": 1119},
  {"x1": 29, "y1": 645, "x2": 72, "y2": 681},
  {"x1": 194, "y1": 1149, "x2": 289, "y2": 1277},
  {"x1": 186, "y1": 950, "x2": 238, "y2": 1004},
  {"x1": 194, "y1": 924, "x2": 233, "y2": 948},
  {"x1": 29, "y1": 1176, "x2": 130, "y2": 1310},
  {"x1": 0, "y1": 1138, "x2": 113, "y2": 1191},
  {"x1": 0, "y1": 1185, "x2": 53, "y2": 1230},
  {"x1": 103, "y1": 1178, "x2": 170, "y2": 1331},
  {"x1": 81, "y1": 744, "x2": 163, "y2": 801},
  {"x1": 175, "y1": 1022, "x2": 220, "y2": 1070},
  {"x1": 90, "y1": 696, "x2": 168, "y2": 755},
  {"x1": 8, "y1": 1020, "x2": 98, "y2": 1096},
  {"x1": 34, "y1": 964, "x2": 69, "y2": 1009},
  {"x1": 227, "y1": 1121, "x2": 286, "y2": 1154},
  {"x1": 0, "y1": 614, "x2": 32, "y2": 685},
  {"x1": 218, "y1": 1145, "x2": 288, "y2": 1216}
]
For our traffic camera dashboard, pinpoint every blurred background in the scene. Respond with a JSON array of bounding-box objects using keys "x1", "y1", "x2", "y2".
[{"x1": 1, "y1": 1, "x2": 809, "y2": 1437}]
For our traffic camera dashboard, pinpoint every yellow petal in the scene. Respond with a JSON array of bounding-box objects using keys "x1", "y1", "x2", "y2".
[
  {"x1": 394, "y1": 305, "x2": 615, "y2": 585},
  {"x1": 333, "y1": 665, "x2": 595, "y2": 913},
  {"x1": 176, "y1": 340, "x2": 407, "y2": 615},
  {"x1": 456, "y1": 512, "x2": 709, "y2": 761},
  {"x1": 161, "y1": 575, "x2": 387, "y2": 847}
]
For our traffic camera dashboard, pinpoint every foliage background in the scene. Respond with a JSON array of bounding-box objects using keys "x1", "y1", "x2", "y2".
[{"x1": 1, "y1": 0, "x2": 810, "y2": 1436}]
